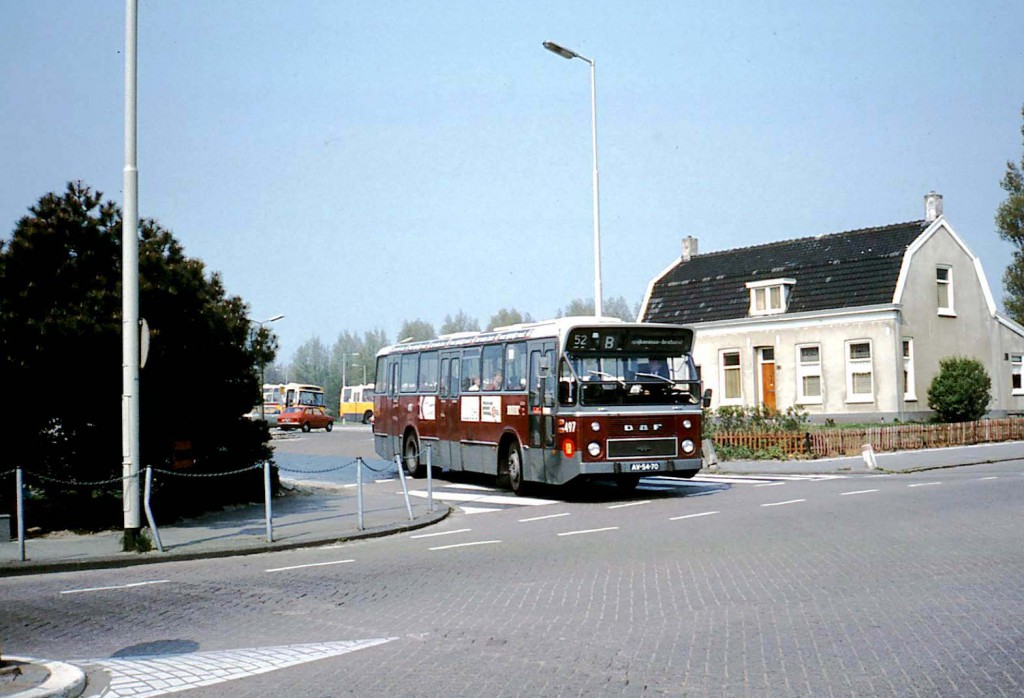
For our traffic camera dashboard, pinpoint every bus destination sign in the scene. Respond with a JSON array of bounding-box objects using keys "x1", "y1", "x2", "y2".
[{"x1": 566, "y1": 327, "x2": 693, "y2": 354}]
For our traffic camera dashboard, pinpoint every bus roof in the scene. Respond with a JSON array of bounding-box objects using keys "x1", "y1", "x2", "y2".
[{"x1": 376, "y1": 316, "x2": 693, "y2": 357}]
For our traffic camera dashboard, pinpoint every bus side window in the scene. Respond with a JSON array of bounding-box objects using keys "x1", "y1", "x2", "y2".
[
  {"x1": 439, "y1": 358, "x2": 449, "y2": 398},
  {"x1": 462, "y1": 349, "x2": 481, "y2": 392},
  {"x1": 506, "y1": 342, "x2": 526, "y2": 391},
  {"x1": 450, "y1": 358, "x2": 461, "y2": 397}
]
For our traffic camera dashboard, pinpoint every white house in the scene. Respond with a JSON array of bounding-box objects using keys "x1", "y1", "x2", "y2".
[{"x1": 639, "y1": 193, "x2": 1024, "y2": 422}]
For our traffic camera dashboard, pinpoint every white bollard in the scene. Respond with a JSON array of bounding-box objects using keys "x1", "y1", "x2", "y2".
[{"x1": 861, "y1": 443, "x2": 878, "y2": 470}]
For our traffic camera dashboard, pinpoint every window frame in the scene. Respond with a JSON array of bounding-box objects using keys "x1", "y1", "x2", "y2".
[
  {"x1": 719, "y1": 349, "x2": 743, "y2": 404},
  {"x1": 400, "y1": 353, "x2": 419, "y2": 393},
  {"x1": 745, "y1": 278, "x2": 795, "y2": 317},
  {"x1": 795, "y1": 343, "x2": 823, "y2": 405},
  {"x1": 845, "y1": 340, "x2": 874, "y2": 403},
  {"x1": 936, "y1": 265, "x2": 955, "y2": 316}
]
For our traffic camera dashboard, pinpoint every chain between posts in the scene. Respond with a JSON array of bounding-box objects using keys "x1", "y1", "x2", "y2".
[{"x1": 2, "y1": 456, "x2": 403, "y2": 558}]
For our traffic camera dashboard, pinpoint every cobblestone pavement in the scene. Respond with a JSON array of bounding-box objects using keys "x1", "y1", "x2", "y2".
[{"x1": 2, "y1": 462, "x2": 1023, "y2": 696}]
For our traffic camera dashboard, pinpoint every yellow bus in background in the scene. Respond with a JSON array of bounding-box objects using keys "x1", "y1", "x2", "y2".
[{"x1": 339, "y1": 383, "x2": 375, "y2": 424}]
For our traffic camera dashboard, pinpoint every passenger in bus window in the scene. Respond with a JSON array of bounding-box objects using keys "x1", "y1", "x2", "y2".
[
  {"x1": 467, "y1": 377, "x2": 480, "y2": 391},
  {"x1": 484, "y1": 370, "x2": 502, "y2": 391}
]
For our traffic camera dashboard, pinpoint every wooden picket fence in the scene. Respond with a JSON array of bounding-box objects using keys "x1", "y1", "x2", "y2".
[{"x1": 713, "y1": 417, "x2": 1024, "y2": 458}]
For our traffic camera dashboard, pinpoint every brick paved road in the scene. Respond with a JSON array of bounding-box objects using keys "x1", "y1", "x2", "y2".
[{"x1": 2, "y1": 463, "x2": 1022, "y2": 696}]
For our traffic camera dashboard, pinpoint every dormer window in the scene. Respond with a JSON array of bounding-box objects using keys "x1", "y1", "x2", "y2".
[{"x1": 746, "y1": 278, "x2": 795, "y2": 316}]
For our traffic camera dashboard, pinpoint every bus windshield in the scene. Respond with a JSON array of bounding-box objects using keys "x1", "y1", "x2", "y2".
[{"x1": 560, "y1": 353, "x2": 701, "y2": 407}]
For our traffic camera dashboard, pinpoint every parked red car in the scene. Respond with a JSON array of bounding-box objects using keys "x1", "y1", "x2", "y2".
[{"x1": 278, "y1": 406, "x2": 334, "y2": 432}]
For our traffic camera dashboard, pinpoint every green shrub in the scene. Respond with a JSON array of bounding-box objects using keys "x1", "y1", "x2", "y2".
[
  {"x1": 703, "y1": 405, "x2": 809, "y2": 437},
  {"x1": 927, "y1": 356, "x2": 991, "y2": 423}
]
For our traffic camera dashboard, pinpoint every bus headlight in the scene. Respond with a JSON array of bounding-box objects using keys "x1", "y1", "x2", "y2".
[
  {"x1": 681, "y1": 439, "x2": 695, "y2": 454},
  {"x1": 590, "y1": 421, "x2": 601, "y2": 432},
  {"x1": 682, "y1": 419, "x2": 692, "y2": 429},
  {"x1": 587, "y1": 442, "x2": 602, "y2": 457}
]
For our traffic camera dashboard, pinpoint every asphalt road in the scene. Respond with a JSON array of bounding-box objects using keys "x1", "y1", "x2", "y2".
[{"x1": 1, "y1": 435, "x2": 1022, "y2": 696}]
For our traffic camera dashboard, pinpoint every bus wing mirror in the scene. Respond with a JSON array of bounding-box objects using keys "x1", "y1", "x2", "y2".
[{"x1": 702, "y1": 388, "x2": 713, "y2": 408}]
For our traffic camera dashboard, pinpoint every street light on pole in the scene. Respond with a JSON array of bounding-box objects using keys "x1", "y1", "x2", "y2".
[
  {"x1": 255, "y1": 314, "x2": 284, "y2": 422},
  {"x1": 543, "y1": 39, "x2": 604, "y2": 317}
]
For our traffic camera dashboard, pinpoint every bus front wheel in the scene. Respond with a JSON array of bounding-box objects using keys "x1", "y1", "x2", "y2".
[
  {"x1": 502, "y1": 442, "x2": 527, "y2": 495},
  {"x1": 362, "y1": 410, "x2": 373, "y2": 424},
  {"x1": 403, "y1": 434, "x2": 425, "y2": 478}
]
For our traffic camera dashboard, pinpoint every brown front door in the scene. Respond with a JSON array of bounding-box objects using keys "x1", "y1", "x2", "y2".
[{"x1": 760, "y1": 360, "x2": 776, "y2": 410}]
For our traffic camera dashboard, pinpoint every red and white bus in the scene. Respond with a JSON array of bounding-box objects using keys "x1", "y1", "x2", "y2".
[{"x1": 373, "y1": 317, "x2": 708, "y2": 494}]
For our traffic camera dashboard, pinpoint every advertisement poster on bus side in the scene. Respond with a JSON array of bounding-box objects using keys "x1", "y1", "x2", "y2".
[
  {"x1": 481, "y1": 396, "x2": 501, "y2": 423},
  {"x1": 461, "y1": 396, "x2": 480, "y2": 422},
  {"x1": 419, "y1": 396, "x2": 436, "y2": 420}
]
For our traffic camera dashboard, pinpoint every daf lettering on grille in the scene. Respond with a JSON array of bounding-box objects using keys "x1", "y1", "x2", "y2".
[{"x1": 623, "y1": 423, "x2": 663, "y2": 432}]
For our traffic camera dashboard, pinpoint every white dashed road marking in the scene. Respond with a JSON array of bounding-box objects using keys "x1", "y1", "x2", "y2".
[
  {"x1": 61, "y1": 580, "x2": 170, "y2": 595},
  {"x1": 761, "y1": 499, "x2": 806, "y2": 507},
  {"x1": 265, "y1": 559, "x2": 354, "y2": 573},
  {"x1": 909, "y1": 482, "x2": 942, "y2": 488},
  {"x1": 840, "y1": 489, "x2": 879, "y2": 496},
  {"x1": 519, "y1": 512, "x2": 571, "y2": 522},
  {"x1": 410, "y1": 528, "x2": 472, "y2": 539},
  {"x1": 557, "y1": 527, "x2": 619, "y2": 537},
  {"x1": 429, "y1": 540, "x2": 501, "y2": 551},
  {"x1": 669, "y1": 511, "x2": 720, "y2": 521},
  {"x1": 607, "y1": 500, "x2": 651, "y2": 509}
]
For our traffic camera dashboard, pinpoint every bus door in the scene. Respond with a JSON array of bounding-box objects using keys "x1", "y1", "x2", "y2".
[
  {"x1": 527, "y1": 341, "x2": 556, "y2": 482},
  {"x1": 387, "y1": 358, "x2": 402, "y2": 458},
  {"x1": 438, "y1": 351, "x2": 462, "y2": 470}
]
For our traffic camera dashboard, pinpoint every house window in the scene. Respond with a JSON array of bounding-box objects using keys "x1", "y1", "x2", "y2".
[
  {"x1": 903, "y1": 339, "x2": 916, "y2": 401},
  {"x1": 720, "y1": 350, "x2": 742, "y2": 402},
  {"x1": 796, "y1": 344, "x2": 822, "y2": 404},
  {"x1": 1012, "y1": 354, "x2": 1024, "y2": 396},
  {"x1": 936, "y1": 266, "x2": 955, "y2": 316},
  {"x1": 746, "y1": 278, "x2": 795, "y2": 316},
  {"x1": 845, "y1": 340, "x2": 873, "y2": 403}
]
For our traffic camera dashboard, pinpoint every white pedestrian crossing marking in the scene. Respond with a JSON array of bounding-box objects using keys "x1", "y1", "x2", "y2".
[{"x1": 85, "y1": 639, "x2": 396, "y2": 697}]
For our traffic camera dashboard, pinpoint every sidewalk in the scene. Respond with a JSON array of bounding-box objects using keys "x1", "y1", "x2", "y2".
[
  {"x1": 716, "y1": 439, "x2": 1024, "y2": 475},
  {"x1": 0, "y1": 477, "x2": 448, "y2": 578}
]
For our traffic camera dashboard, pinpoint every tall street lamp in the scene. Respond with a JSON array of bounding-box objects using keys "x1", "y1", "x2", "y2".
[
  {"x1": 543, "y1": 39, "x2": 604, "y2": 317},
  {"x1": 343, "y1": 352, "x2": 360, "y2": 393},
  {"x1": 255, "y1": 314, "x2": 285, "y2": 422}
]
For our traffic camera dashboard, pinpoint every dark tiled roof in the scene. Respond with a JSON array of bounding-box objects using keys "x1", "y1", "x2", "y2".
[{"x1": 643, "y1": 221, "x2": 928, "y2": 324}]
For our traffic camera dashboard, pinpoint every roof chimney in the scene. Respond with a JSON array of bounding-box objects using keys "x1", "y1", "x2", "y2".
[
  {"x1": 682, "y1": 236, "x2": 698, "y2": 262},
  {"x1": 924, "y1": 191, "x2": 943, "y2": 223}
]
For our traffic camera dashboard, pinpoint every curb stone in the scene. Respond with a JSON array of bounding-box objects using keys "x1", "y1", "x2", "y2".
[{"x1": 3, "y1": 657, "x2": 85, "y2": 698}]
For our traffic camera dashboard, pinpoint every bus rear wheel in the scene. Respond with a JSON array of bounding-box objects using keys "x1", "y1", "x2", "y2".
[{"x1": 403, "y1": 434, "x2": 425, "y2": 478}]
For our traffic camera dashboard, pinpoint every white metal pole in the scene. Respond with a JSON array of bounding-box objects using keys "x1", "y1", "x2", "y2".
[
  {"x1": 16, "y1": 467, "x2": 25, "y2": 562},
  {"x1": 144, "y1": 466, "x2": 163, "y2": 552},
  {"x1": 588, "y1": 58, "x2": 603, "y2": 318},
  {"x1": 356, "y1": 457, "x2": 364, "y2": 530},
  {"x1": 264, "y1": 461, "x2": 273, "y2": 542},
  {"x1": 122, "y1": 0, "x2": 142, "y2": 545}
]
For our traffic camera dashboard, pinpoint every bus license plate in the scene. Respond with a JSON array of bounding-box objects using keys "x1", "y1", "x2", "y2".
[{"x1": 630, "y1": 462, "x2": 660, "y2": 472}]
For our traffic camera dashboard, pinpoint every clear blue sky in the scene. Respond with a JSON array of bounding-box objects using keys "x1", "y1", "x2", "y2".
[{"x1": 3, "y1": 1, "x2": 1022, "y2": 361}]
